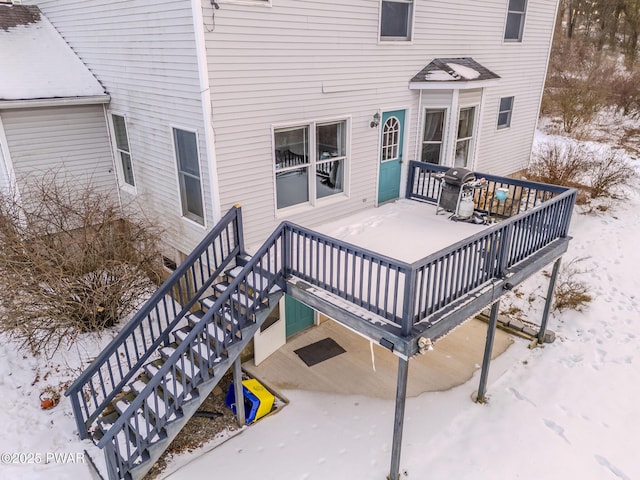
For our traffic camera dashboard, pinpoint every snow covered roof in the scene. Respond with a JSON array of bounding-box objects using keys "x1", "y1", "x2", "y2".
[
  {"x1": 409, "y1": 58, "x2": 500, "y2": 90},
  {"x1": 0, "y1": 4, "x2": 108, "y2": 105}
]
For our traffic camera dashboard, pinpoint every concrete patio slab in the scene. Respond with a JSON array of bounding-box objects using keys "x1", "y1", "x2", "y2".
[{"x1": 243, "y1": 315, "x2": 514, "y2": 400}]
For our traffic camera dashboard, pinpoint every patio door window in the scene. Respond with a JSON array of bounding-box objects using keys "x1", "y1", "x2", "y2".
[
  {"x1": 274, "y1": 126, "x2": 310, "y2": 209},
  {"x1": 274, "y1": 120, "x2": 347, "y2": 210},
  {"x1": 316, "y1": 121, "x2": 345, "y2": 199},
  {"x1": 421, "y1": 109, "x2": 445, "y2": 164},
  {"x1": 454, "y1": 107, "x2": 476, "y2": 168}
]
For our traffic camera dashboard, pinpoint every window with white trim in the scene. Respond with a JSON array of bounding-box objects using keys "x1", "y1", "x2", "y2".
[
  {"x1": 274, "y1": 120, "x2": 347, "y2": 210},
  {"x1": 497, "y1": 96, "x2": 514, "y2": 129},
  {"x1": 504, "y1": 0, "x2": 527, "y2": 41},
  {"x1": 421, "y1": 109, "x2": 446, "y2": 164},
  {"x1": 381, "y1": 116, "x2": 400, "y2": 161},
  {"x1": 454, "y1": 107, "x2": 476, "y2": 168},
  {"x1": 111, "y1": 114, "x2": 135, "y2": 187},
  {"x1": 173, "y1": 128, "x2": 205, "y2": 225},
  {"x1": 380, "y1": 0, "x2": 413, "y2": 40}
]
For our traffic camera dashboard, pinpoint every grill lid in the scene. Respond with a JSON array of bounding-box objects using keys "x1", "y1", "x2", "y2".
[{"x1": 443, "y1": 167, "x2": 475, "y2": 186}]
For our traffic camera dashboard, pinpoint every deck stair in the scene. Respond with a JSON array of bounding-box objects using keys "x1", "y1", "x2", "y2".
[{"x1": 65, "y1": 207, "x2": 285, "y2": 480}]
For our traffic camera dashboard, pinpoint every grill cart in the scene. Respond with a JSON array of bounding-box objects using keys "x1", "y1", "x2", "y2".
[{"x1": 435, "y1": 167, "x2": 487, "y2": 223}]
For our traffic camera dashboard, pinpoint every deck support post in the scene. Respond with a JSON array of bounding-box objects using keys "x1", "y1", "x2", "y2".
[
  {"x1": 232, "y1": 357, "x2": 245, "y2": 426},
  {"x1": 539, "y1": 257, "x2": 562, "y2": 344},
  {"x1": 477, "y1": 300, "x2": 500, "y2": 403},
  {"x1": 388, "y1": 357, "x2": 409, "y2": 480}
]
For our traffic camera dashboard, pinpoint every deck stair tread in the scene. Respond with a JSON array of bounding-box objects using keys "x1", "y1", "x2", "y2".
[
  {"x1": 186, "y1": 312, "x2": 230, "y2": 344},
  {"x1": 226, "y1": 266, "x2": 281, "y2": 293},
  {"x1": 159, "y1": 346, "x2": 201, "y2": 381},
  {"x1": 212, "y1": 284, "x2": 258, "y2": 309}
]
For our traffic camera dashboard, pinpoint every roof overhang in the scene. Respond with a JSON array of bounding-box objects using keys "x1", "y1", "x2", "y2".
[
  {"x1": 409, "y1": 79, "x2": 501, "y2": 90},
  {"x1": 409, "y1": 57, "x2": 501, "y2": 91},
  {"x1": 0, "y1": 95, "x2": 111, "y2": 110}
]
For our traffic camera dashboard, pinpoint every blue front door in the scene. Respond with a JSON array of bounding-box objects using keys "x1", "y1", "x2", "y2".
[{"x1": 378, "y1": 110, "x2": 405, "y2": 204}]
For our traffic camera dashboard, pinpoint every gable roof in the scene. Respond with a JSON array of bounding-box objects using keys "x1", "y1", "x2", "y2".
[
  {"x1": 409, "y1": 58, "x2": 501, "y2": 90},
  {"x1": 0, "y1": 4, "x2": 109, "y2": 105}
]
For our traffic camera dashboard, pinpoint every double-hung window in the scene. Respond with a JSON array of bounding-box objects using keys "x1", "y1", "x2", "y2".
[
  {"x1": 454, "y1": 107, "x2": 476, "y2": 168},
  {"x1": 111, "y1": 114, "x2": 135, "y2": 187},
  {"x1": 173, "y1": 128, "x2": 205, "y2": 225},
  {"x1": 504, "y1": 0, "x2": 527, "y2": 41},
  {"x1": 380, "y1": 0, "x2": 413, "y2": 40},
  {"x1": 274, "y1": 120, "x2": 347, "y2": 210},
  {"x1": 421, "y1": 109, "x2": 446, "y2": 164},
  {"x1": 497, "y1": 96, "x2": 514, "y2": 129}
]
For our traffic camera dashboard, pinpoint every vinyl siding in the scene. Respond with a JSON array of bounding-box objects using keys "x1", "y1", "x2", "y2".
[
  {"x1": 27, "y1": 0, "x2": 212, "y2": 256},
  {"x1": 204, "y1": 0, "x2": 558, "y2": 246},
  {"x1": 1, "y1": 105, "x2": 116, "y2": 195}
]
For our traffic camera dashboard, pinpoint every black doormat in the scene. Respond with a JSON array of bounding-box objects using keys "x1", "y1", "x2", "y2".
[{"x1": 294, "y1": 337, "x2": 346, "y2": 367}]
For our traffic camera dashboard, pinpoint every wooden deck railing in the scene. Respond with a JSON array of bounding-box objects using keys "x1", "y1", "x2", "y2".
[{"x1": 406, "y1": 161, "x2": 576, "y2": 326}]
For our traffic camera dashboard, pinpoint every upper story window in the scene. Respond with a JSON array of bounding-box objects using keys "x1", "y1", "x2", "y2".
[
  {"x1": 173, "y1": 128, "x2": 205, "y2": 225},
  {"x1": 110, "y1": 114, "x2": 135, "y2": 187},
  {"x1": 455, "y1": 107, "x2": 476, "y2": 168},
  {"x1": 421, "y1": 109, "x2": 446, "y2": 164},
  {"x1": 274, "y1": 120, "x2": 347, "y2": 210},
  {"x1": 504, "y1": 0, "x2": 527, "y2": 41},
  {"x1": 497, "y1": 96, "x2": 514, "y2": 129},
  {"x1": 380, "y1": 0, "x2": 413, "y2": 41}
]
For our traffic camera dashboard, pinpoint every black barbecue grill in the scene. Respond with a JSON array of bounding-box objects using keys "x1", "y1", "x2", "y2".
[{"x1": 437, "y1": 167, "x2": 476, "y2": 213}]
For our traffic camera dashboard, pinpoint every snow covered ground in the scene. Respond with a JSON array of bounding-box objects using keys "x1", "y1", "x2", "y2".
[{"x1": 0, "y1": 133, "x2": 638, "y2": 480}]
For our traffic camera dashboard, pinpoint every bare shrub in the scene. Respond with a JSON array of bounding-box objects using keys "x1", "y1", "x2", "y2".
[
  {"x1": 609, "y1": 70, "x2": 640, "y2": 118},
  {"x1": 0, "y1": 175, "x2": 163, "y2": 356},
  {"x1": 528, "y1": 140, "x2": 591, "y2": 186},
  {"x1": 588, "y1": 149, "x2": 638, "y2": 197},
  {"x1": 529, "y1": 140, "x2": 637, "y2": 199},
  {"x1": 553, "y1": 257, "x2": 593, "y2": 313}
]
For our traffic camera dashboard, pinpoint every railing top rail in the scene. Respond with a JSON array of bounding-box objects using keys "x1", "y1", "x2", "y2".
[
  {"x1": 409, "y1": 184, "x2": 577, "y2": 270},
  {"x1": 408, "y1": 160, "x2": 572, "y2": 195},
  {"x1": 285, "y1": 222, "x2": 413, "y2": 271},
  {"x1": 97, "y1": 221, "x2": 287, "y2": 448},
  {"x1": 65, "y1": 206, "x2": 241, "y2": 397}
]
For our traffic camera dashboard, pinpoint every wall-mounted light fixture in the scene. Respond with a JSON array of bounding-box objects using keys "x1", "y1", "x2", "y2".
[{"x1": 370, "y1": 112, "x2": 380, "y2": 128}]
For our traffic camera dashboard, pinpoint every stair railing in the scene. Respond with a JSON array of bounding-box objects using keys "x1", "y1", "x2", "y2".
[
  {"x1": 66, "y1": 206, "x2": 245, "y2": 439},
  {"x1": 99, "y1": 223, "x2": 287, "y2": 478}
]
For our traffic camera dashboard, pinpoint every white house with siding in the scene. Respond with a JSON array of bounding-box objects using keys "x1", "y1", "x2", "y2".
[
  {"x1": 0, "y1": 4, "x2": 114, "y2": 198},
  {"x1": 17, "y1": 0, "x2": 558, "y2": 262},
  {"x1": 3, "y1": 3, "x2": 572, "y2": 479}
]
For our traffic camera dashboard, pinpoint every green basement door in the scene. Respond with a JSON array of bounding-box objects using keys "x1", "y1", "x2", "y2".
[
  {"x1": 285, "y1": 295, "x2": 315, "y2": 337},
  {"x1": 377, "y1": 109, "x2": 405, "y2": 204}
]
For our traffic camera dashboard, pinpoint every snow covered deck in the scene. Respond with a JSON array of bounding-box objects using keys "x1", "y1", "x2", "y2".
[
  {"x1": 283, "y1": 162, "x2": 577, "y2": 357},
  {"x1": 314, "y1": 199, "x2": 488, "y2": 264}
]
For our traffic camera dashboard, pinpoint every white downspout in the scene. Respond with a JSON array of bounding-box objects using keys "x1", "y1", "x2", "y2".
[{"x1": 191, "y1": 0, "x2": 222, "y2": 223}]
